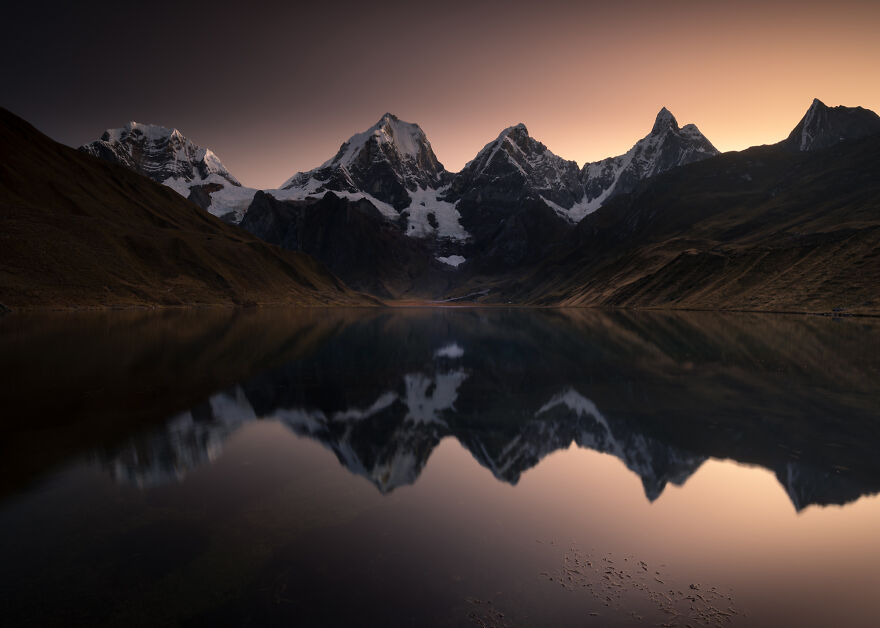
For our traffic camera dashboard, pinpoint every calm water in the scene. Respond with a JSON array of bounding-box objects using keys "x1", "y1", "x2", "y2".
[{"x1": 1, "y1": 308, "x2": 879, "y2": 627}]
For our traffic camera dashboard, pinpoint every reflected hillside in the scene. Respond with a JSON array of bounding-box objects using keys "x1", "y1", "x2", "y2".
[{"x1": 19, "y1": 307, "x2": 872, "y2": 511}]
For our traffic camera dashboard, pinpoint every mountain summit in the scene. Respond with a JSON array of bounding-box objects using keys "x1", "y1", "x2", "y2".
[
  {"x1": 278, "y1": 114, "x2": 468, "y2": 241},
  {"x1": 651, "y1": 106, "x2": 678, "y2": 132},
  {"x1": 280, "y1": 113, "x2": 448, "y2": 209},
  {"x1": 79, "y1": 123, "x2": 254, "y2": 221},
  {"x1": 81, "y1": 122, "x2": 239, "y2": 185},
  {"x1": 446, "y1": 122, "x2": 584, "y2": 212},
  {"x1": 579, "y1": 107, "x2": 719, "y2": 218},
  {"x1": 784, "y1": 98, "x2": 880, "y2": 151}
]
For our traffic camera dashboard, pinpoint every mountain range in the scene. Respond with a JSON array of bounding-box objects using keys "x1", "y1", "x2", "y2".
[
  {"x1": 2, "y1": 98, "x2": 879, "y2": 311},
  {"x1": 70, "y1": 98, "x2": 880, "y2": 311},
  {"x1": 81, "y1": 107, "x2": 719, "y2": 230}
]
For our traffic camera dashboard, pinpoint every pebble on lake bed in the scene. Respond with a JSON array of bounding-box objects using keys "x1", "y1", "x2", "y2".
[{"x1": 537, "y1": 545, "x2": 739, "y2": 627}]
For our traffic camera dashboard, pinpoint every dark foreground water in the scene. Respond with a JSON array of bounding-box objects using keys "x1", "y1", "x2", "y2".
[{"x1": 1, "y1": 308, "x2": 879, "y2": 627}]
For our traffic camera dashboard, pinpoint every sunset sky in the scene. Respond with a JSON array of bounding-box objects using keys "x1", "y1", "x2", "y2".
[{"x1": 4, "y1": 0, "x2": 879, "y2": 189}]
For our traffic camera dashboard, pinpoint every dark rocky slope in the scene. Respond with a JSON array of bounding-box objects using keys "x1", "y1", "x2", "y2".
[
  {"x1": 474, "y1": 131, "x2": 880, "y2": 315},
  {"x1": 240, "y1": 191, "x2": 455, "y2": 298}
]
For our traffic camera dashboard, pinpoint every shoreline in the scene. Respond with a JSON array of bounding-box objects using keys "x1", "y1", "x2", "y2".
[{"x1": 3, "y1": 300, "x2": 878, "y2": 318}]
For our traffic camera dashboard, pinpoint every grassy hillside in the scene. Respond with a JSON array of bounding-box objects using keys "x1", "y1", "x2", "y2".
[{"x1": 0, "y1": 108, "x2": 374, "y2": 310}]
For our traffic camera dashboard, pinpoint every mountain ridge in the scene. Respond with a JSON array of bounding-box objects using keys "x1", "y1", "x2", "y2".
[
  {"x1": 80, "y1": 107, "x2": 720, "y2": 231},
  {"x1": 470, "y1": 129, "x2": 880, "y2": 314},
  {"x1": 0, "y1": 108, "x2": 373, "y2": 310},
  {"x1": 56, "y1": 99, "x2": 880, "y2": 309}
]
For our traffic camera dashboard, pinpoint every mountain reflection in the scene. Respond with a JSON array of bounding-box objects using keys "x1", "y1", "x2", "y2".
[{"x1": 52, "y1": 308, "x2": 879, "y2": 511}]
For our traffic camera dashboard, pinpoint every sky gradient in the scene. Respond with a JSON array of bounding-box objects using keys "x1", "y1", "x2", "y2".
[{"x1": 4, "y1": 0, "x2": 880, "y2": 189}]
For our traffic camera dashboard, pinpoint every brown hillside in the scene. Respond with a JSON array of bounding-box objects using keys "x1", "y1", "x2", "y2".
[{"x1": 0, "y1": 108, "x2": 374, "y2": 310}]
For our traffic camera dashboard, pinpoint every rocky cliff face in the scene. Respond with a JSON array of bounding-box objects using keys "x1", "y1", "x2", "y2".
[{"x1": 239, "y1": 191, "x2": 455, "y2": 298}]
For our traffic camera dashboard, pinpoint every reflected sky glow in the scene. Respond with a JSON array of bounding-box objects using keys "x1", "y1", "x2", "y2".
[{"x1": 1, "y1": 307, "x2": 878, "y2": 626}]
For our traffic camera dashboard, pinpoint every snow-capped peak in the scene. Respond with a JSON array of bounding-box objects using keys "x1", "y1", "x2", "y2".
[
  {"x1": 318, "y1": 112, "x2": 434, "y2": 170},
  {"x1": 84, "y1": 121, "x2": 240, "y2": 186},
  {"x1": 279, "y1": 113, "x2": 447, "y2": 197},
  {"x1": 275, "y1": 114, "x2": 467, "y2": 240},
  {"x1": 106, "y1": 121, "x2": 179, "y2": 143},
  {"x1": 80, "y1": 122, "x2": 252, "y2": 221}
]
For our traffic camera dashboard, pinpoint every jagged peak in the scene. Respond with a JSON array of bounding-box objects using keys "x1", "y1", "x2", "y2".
[
  {"x1": 472, "y1": 123, "x2": 533, "y2": 160},
  {"x1": 480, "y1": 123, "x2": 531, "y2": 152},
  {"x1": 651, "y1": 107, "x2": 679, "y2": 133},
  {"x1": 787, "y1": 98, "x2": 880, "y2": 151},
  {"x1": 102, "y1": 121, "x2": 183, "y2": 144},
  {"x1": 802, "y1": 98, "x2": 828, "y2": 125},
  {"x1": 496, "y1": 123, "x2": 529, "y2": 139},
  {"x1": 84, "y1": 121, "x2": 239, "y2": 187}
]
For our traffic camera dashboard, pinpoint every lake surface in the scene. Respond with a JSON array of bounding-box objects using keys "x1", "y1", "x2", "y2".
[{"x1": 1, "y1": 307, "x2": 879, "y2": 627}]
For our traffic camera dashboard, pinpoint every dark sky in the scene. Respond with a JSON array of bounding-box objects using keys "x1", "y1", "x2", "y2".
[{"x1": 4, "y1": 0, "x2": 880, "y2": 188}]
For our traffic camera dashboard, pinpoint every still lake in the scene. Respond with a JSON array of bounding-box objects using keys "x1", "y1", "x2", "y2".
[{"x1": 1, "y1": 307, "x2": 879, "y2": 627}]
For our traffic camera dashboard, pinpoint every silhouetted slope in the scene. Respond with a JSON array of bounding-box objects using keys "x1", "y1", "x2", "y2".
[
  {"x1": 0, "y1": 108, "x2": 371, "y2": 309},
  {"x1": 783, "y1": 98, "x2": 880, "y2": 152},
  {"x1": 485, "y1": 133, "x2": 880, "y2": 314}
]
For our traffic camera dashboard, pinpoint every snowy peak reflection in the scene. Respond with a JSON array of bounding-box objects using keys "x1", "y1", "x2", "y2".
[
  {"x1": 97, "y1": 339, "x2": 704, "y2": 501},
  {"x1": 100, "y1": 389, "x2": 255, "y2": 488},
  {"x1": 105, "y1": 382, "x2": 701, "y2": 499},
  {"x1": 103, "y1": 344, "x2": 469, "y2": 493},
  {"x1": 279, "y1": 369, "x2": 468, "y2": 493},
  {"x1": 535, "y1": 389, "x2": 705, "y2": 501},
  {"x1": 93, "y1": 309, "x2": 880, "y2": 511}
]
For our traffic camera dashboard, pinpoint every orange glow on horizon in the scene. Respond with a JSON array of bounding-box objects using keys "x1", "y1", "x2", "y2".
[
  {"x1": 14, "y1": 1, "x2": 878, "y2": 189},
  {"x1": 222, "y1": 1, "x2": 880, "y2": 188}
]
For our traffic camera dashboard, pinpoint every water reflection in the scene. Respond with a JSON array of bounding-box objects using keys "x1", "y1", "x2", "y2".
[
  {"x1": 4, "y1": 307, "x2": 875, "y2": 511},
  {"x1": 3, "y1": 308, "x2": 880, "y2": 627}
]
